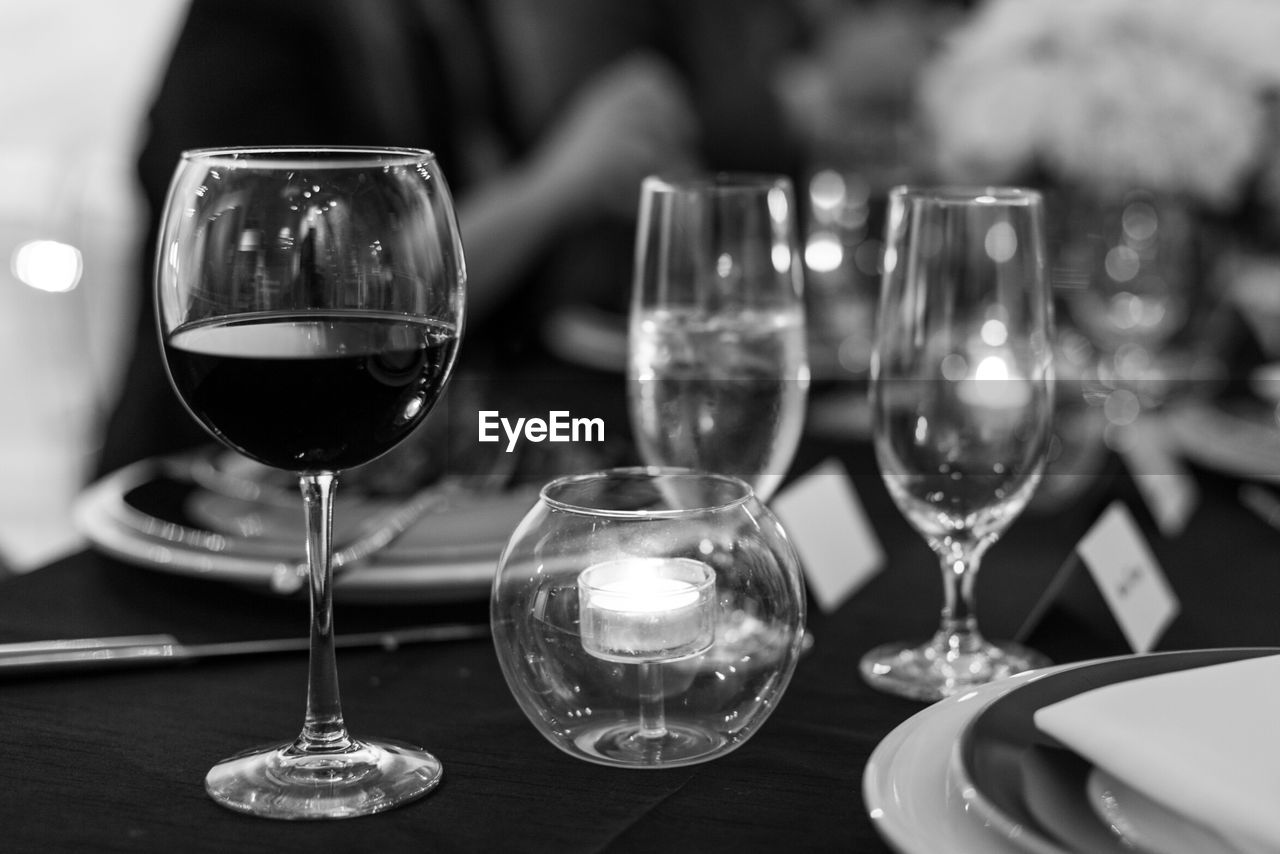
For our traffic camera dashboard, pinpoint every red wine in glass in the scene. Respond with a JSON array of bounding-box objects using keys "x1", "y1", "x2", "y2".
[{"x1": 164, "y1": 311, "x2": 458, "y2": 471}]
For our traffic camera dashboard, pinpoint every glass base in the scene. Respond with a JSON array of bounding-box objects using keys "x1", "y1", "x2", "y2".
[
  {"x1": 205, "y1": 737, "x2": 443, "y2": 819},
  {"x1": 860, "y1": 638, "x2": 1050, "y2": 702},
  {"x1": 572, "y1": 721, "x2": 727, "y2": 768}
]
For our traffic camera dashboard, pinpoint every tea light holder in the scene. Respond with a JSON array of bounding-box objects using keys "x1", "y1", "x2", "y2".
[
  {"x1": 491, "y1": 469, "x2": 807, "y2": 768},
  {"x1": 578, "y1": 557, "x2": 715, "y2": 755}
]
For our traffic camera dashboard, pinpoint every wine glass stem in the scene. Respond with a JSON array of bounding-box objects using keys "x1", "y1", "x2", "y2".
[
  {"x1": 935, "y1": 548, "x2": 984, "y2": 654},
  {"x1": 637, "y1": 662, "x2": 668, "y2": 739},
  {"x1": 296, "y1": 473, "x2": 353, "y2": 753}
]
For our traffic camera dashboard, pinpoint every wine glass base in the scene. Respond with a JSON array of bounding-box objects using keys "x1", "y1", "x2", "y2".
[
  {"x1": 860, "y1": 638, "x2": 1050, "y2": 702},
  {"x1": 572, "y1": 721, "x2": 727, "y2": 768},
  {"x1": 204, "y1": 737, "x2": 443, "y2": 819}
]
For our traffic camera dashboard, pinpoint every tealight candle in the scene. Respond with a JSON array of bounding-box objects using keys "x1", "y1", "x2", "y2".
[{"x1": 579, "y1": 557, "x2": 716, "y2": 663}]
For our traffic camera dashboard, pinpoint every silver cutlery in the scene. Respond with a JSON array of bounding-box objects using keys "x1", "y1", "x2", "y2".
[
  {"x1": 268, "y1": 485, "x2": 455, "y2": 594},
  {"x1": 270, "y1": 463, "x2": 519, "y2": 595},
  {"x1": 0, "y1": 623, "x2": 490, "y2": 676},
  {"x1": 113, "y1": 450, "x2": 518, "y2": 594}
]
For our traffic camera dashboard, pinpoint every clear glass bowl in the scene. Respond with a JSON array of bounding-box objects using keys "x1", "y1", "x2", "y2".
[{"x1": 491, "y1": 468, "x2": 807, "y2": 768}]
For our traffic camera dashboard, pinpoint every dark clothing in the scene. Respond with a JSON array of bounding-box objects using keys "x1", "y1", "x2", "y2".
[
  {"x1": 97, "y1": 0, "x2": 803, "y2": 478},
  {"x1": 100, "y1": 0, "x2": 494, "y2": 476}
]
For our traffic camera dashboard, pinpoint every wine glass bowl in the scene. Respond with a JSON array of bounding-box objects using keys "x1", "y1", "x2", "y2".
[
  {"x1": 862, "y1": 186, "x2": 1055, "y2": 701},
  {"x1": 156, "y1": 147, "x2": 464, "y2": 817},
  {"x1": 627, "y1": 173, "x2": 809, "y2": 503}
]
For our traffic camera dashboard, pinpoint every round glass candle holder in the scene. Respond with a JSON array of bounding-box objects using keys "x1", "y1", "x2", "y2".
[{"x1": 491, "y1": 468, "x2": 807, "y2": 768}]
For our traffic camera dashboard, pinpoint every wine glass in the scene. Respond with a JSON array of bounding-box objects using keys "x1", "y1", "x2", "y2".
[
  {"x1": 156, "y1": 147, "x2": 464, "y2": 817},
  {"x1": 627, "y1": 174, "x2": 809, "y2": 502},
  {"x1": 861, "y1": 186, "x2": 1055, "y2": 701}
]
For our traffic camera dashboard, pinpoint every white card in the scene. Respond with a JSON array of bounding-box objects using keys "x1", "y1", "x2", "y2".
[
  {"x1": 771, "y1": 459, "x2": 884, "y2": 613},
  {"x1": 1076, "y1": 501, "x2": 1179, "y2": 653}
]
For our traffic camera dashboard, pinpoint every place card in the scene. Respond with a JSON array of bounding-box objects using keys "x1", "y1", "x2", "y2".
[
  {"x1": 1019, "y1": 501, "x2": 1179, "y2": 653},
  {"x1": 771, "y1": 459, "x2": 884, "y2": 613},
  {"x1": 1077, "y1": 501, "x2": 1180, "y2": 652}
]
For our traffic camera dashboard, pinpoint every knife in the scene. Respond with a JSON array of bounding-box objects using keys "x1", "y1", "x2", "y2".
[{"x1": 0, "y1": 623, "x2": 490, "y2": 676}]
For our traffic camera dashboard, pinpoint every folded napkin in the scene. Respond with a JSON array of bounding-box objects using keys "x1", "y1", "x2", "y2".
[{"x1": 1035, "y1": 654, "x2": 1280, "y2": 853}]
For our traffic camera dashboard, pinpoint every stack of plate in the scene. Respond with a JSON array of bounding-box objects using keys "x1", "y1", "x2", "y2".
[
  {"x1": 74, "y1": 448, "x2": 537, "y2": 603},
  {"x1": 864, "y1": 648, "x2": 1278, "y2": 853}
]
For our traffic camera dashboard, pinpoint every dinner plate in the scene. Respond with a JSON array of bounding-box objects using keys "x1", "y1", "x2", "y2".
[
  {"x1": 73, "y1": 450, "x2": 539, "y2": 604},
  {"x1": 863, "y1": 666, "x2": 1058, "y2": 854},
  {"x1": 865, "y1": 649, "x2": 1280, "y2": 854},
  {"x1": 953, "y1": 648, "x2": 1279, "y2": 854},
  {"x1": 1085, "y1": 767, "x2": 1245, "y2": 854},
  {"x1": 1163, "y1": 400, "x2": 1280, "y2": 482}
]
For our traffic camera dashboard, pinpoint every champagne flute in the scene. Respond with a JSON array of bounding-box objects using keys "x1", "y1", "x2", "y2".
[
  {"x1": 627, "y1": 174, "x2": 809, "y2": 502},
  {"x1": 156, "y1": 147, "x2": 464, "y2": 817},
  {"x1": 862, "y1": 186, "x2": 1054, "y2": 701}
]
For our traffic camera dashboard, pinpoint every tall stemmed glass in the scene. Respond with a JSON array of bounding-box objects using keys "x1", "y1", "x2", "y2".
[
  {"x1": 156, "y1": 147, "x2": 464, "y2": 817},
  {"x1": 862, "y1": 186, "x2": 1054, "y2": 701},
  {"x1": 628, "y1": 174, "x2": 809, "y2": 502}
]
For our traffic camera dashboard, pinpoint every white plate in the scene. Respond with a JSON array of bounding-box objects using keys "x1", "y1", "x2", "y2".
[
  {"x1": 73, "y1": 451, "x2": 538, "y2": 604},
  {"x1": 863, "y1": 666, "x2": 1069, "y2": 854},
  {"x1": 869, "y1": 650, "x2": 1280, "y2": 854},
  {"x1": 951, "y1": 649, "x2": 1280, "y2": 854},
  {"x1": 1086, "y1": 768, "x2": 1245, "y2": 854}
]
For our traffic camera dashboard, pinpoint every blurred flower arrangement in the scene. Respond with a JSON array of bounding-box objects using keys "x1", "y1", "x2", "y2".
[{"x1": 918, "y1": 0, "x2": 1280, "y2": 213}]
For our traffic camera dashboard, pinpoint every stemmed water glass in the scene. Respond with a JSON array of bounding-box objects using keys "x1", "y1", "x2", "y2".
[
  {"x1": 156, "y1": 147, "x2": 465, "y2": 817},
  {"x1": 861, "y1": 186, "x2": 1055, "y2": 701},
  {"x1": 627, "y1": 174, "x2": 809, "y2": 502}
]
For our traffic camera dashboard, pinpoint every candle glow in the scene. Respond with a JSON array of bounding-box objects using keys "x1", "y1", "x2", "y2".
[
  {"x1": 589, "y1": 576, "x2": 701, "y2": 613},
  {"x1": 579, "y1": 558, "x2": 716, "y2": 663}
]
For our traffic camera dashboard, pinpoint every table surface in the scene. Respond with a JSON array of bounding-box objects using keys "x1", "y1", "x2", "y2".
[{"x1": 2, "y1": 401, "x2": 1279, "y2": 853}]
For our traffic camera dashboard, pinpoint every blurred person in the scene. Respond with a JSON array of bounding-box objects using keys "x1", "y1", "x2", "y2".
[
  {"x1": 776, "y1": 0, "x2": 964, "y2": 183},
  {"x1": 95, "y1": 0, "x2": 809, "y2": 479},
  {"x1": 770, "y1": 0, "x2": 966, "y2": 382}
]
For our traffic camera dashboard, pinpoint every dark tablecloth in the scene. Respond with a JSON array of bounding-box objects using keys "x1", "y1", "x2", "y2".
[{"x1": 1, "y1": 427, "x2": 1279, "y2": 853}]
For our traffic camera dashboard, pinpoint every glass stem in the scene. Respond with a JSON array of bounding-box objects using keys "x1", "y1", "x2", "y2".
[
  {"x1": 295, "y1": 473, "x2": 353, "y2": 754},
  {"x1": 934, "y1": 539, "x2": 988, "y2": 656},
  {"x1": 637, "y1": 662, "x2": 668, "y2": 739}
]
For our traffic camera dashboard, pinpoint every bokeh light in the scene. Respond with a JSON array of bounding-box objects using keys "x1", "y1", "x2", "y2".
[{"x1": 11, "y1": 239, "x2": 83, "y2": 292}]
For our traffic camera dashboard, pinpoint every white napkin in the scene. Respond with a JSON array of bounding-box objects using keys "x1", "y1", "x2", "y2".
[{"x1": 1034, "y1": 654, "x2": 1280, "y2": 854}]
